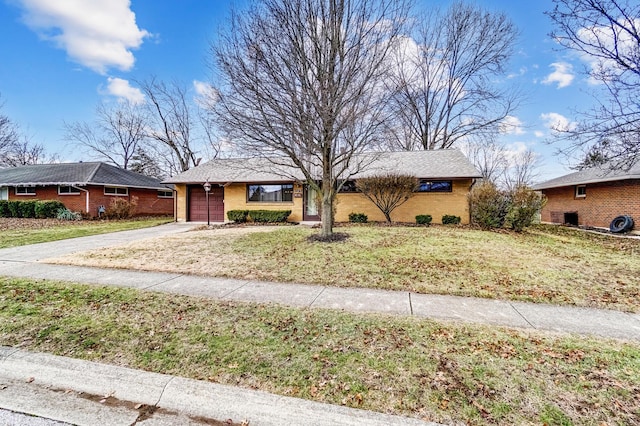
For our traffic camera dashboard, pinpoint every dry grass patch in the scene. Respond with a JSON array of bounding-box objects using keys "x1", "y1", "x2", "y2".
[
  {"x1": 0, "y1": 217, "x2": 172, "y2": 249},
  {"x1": 1, "y1": 277, "x2": 639, "y2": 425},
  {"x1": 47, "y1": 224, "x2": 640, "y2": 312}
]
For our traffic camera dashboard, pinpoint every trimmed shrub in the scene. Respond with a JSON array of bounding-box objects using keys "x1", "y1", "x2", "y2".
[
  {"x1": 0, "y1": 200, "x2": 9, "y2": 217},
  {"x1": 506, "y1": 187, "x2": 547, "y2": 232},
  {"x1": 442, "y1": 214, "x2": 461, "y2": 225},
  {"x1": 348, "y1": 212, "x2": 368, "y2": 223},
  {"x1": 227, "y1": 210, "x2": 249, "y2": 223},
  {"x1": 57, "y1": 208, "x2": 82, "y2": 221},
  {"x1": 35, "y1": 200, "x2": 66, "y2": 218},
  {"x1": 7, "y1": 201, "x2": 21, "y2": 218},
  {"x1": 469, "y1": 182, "x2": 510, "y2": 229},
  {"x1": 105, "y1": 196, "x2": 138, "y2": 219},
  {"x1": 18, "y1": 200, "x2": 38, "y2": 218},
  {"x1": 415, "y1": 214, "x2": 432, "y2": 225},
  {"x1": 248, "y1": 210, "x2": 291, "y2": 223}
]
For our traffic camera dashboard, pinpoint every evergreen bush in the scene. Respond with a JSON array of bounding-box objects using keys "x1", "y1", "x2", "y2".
[
  {"x1": 415, "y1": 214, "x2": 432, "y2": 225},
  {"x1": 348, "y1": 212, "x2": 368, "y2": 223},
  {"x1": 248, "y1": 210, "x2": 291, "y2": 223},
  {"x1": 442, "y1": 214, "x2": 461, "y2": 225},
  {"x1": 227, "y1": 210, "x2": 249, "y2": 223},
  {"x1": 35, "y1": 200, "x2": 66, "y2": 218}
]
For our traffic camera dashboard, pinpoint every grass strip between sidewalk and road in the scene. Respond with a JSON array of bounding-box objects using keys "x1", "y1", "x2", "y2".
[
  {"x1": 0, "y1": 217, "x2": 172, "y2": 249},
  {"x1": 48, "y1": 224, "x2": 640, "y2": 313},
  {"x1": 1, "y1": 277, "x2": 639, "y2": 425}
]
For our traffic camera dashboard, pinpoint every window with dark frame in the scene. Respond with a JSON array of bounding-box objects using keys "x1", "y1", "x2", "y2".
[
  {"x1": 338, "y1": 180, "x2": 358, "y2": 193},
  {"x1": 15, "y1": 187, "x2": 36, "y2": 195},
  {"x1": 58, "y1": 185, "x2": 81, "y2": 195},
  {"x1": 104, "y1": 186, "x2": 128, "y2": 196},
  {"x1": 158, "y1": 190, "x2": 173, "y2": 198},
  {"x1": 416, "y1": 180, "x2": 452, "y2": 193},
  {"x1": 247, "y1": 184, "x2": 293, "y2": 202},
  {"x1": 575, "y1": 185, "x2": 586, "y2": 198}
]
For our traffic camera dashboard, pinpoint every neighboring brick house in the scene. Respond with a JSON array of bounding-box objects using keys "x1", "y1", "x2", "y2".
[
  {"x1": 0, "y1": 162, "x2": 174, "y2": 217},
  {"x1": 532, "y1": 163, "x2": 639, "y2": 231},
  {"x1": 163, "y1": 150, "x2": 482, "y2": 224}
]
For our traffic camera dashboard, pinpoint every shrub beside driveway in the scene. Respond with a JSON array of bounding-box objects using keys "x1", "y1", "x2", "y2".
[{"x1": 47, "y1": 224, "x2": 640, "y2": 312}]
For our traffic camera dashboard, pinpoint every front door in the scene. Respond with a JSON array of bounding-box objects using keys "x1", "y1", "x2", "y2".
[
  {"x1": 0, "y1": 187, "x2": 7, "y2": 200},
  {"x1": 303, "y1": 185, "x2": 320, "y2": 221}
]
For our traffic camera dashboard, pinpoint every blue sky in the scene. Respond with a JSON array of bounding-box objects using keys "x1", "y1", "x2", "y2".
[{"x1": 0, "y1": 0, "x2": 598, "y2": 181}]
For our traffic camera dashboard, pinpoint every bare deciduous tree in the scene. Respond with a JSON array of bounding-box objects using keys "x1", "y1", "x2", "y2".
[
  {"x1": 502, "y1": 148, "x2": 540, "y2": 191},
  {"x1": 211, "y1": 0, "x2": 410, "y2": 237},
  {"x1": 385, "y1": 1, "x2": 520, "y2": 151},
  {"x1": 547, "y1": 0, "x2": 640, "y2": 167},
  {"x1": 356, "y1": 174, "x2": 417, "y2": 222},
  {"x1": 462, "y1": 137, "x2": 508, "y2": 184},
  {"x1": 64, "y1": 102, "x2": 147, "y2": 169},
  {"x1": 0, "y1": 96, "x2": 19, "y2": 164},
  {"x1": 139, "y1": 78, "x2": 201, "y2": 176},
  {"x1": 1, "y1": 97, "x2": 52, "y2": 167}
]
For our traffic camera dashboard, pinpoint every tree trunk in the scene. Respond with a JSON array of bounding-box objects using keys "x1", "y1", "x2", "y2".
[
  {"x1": 320, "y1": 192, "x2": 333, "y2": 238},
  {"x1": 384, "y1": 212, "x2": 392, "y2": 222}
]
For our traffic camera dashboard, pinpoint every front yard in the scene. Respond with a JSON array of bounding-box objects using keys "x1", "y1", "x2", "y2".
[
  {"x1": 47, "y1": 224, "x2": 640, "y2": 312},
  {"x1": 0, "y1": 217, "x2": 173, "y2": 249},
  {"x1": 1, "y1": 277, "x2": 639, "y2": 425}
]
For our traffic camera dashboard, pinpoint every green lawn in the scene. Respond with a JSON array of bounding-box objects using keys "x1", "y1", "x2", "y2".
[
  {"x1": 0, "y1": 217, "x2": 172, "y2": 249},
  {"x1": 50, "y1": 224, "x2": 640, "y2": 312},
  {"x1": 1, "y1": 277, "x2": 638, "y2": 425}
]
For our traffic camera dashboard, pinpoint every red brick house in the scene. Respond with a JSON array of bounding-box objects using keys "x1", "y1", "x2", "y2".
[
  {"x1": 0, "y1": 162, "x2": 174, "y2": 217},
  {"x1": 533, "y1": 163, "x2": 639, "y2": 232}
]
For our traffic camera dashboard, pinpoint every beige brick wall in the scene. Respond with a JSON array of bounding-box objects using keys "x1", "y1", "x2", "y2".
[
  {"x1": 174, "y1": 179, "x2": 474, "y2": 224},
  {"x1": 175, "y1": 185, "x2": 188, "y2": 221},
  {"x1": 224, "y1": 183, "x2": 304, "y2": 222},
  {"x1": 335, "y1": 179, "x2": 473, "y2": 224}
]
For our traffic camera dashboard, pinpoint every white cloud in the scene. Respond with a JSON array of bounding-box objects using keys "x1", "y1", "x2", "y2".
[
  {"x1": 534, "y1": 130, "x2": 545, "y2": 138},
  {"x1": 17, "y1": 0, "x2": 149, "y2": 74},
  {"x1": 106, "y1": 77, "x2": 145, "y2": 104},
  {"x1": 575, "y1": 20, "x2": 639, "y2": 85},
  {"x1": 507, "y1": 67, "x2": 527, "y2": 79},
  {"x1": 499, "y1": 115, "x2": 525, "y2": 135},
  {"x1": 540, "y1": 112, "x2": 576, "y2": 132},
  {"x1": 542, "y1": 62, "x2": 575, "y2": 88}
]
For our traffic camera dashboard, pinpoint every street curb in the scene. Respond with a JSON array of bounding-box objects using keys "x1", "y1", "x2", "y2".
[{"x1": 0, "y1": 347, "x2": 440, "y2": 426}]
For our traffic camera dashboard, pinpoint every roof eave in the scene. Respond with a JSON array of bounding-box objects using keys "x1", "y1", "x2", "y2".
[{"x1": 535, "y1": 174, "x2": 640, "y2": 190}]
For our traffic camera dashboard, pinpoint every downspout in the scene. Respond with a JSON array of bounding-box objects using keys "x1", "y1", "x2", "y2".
[
  {"x1": 73, "y1": 186, "x2": 90, "y2": 215},
  {"x1": 173, "y1": 188, "x2": 178, "y2": 222}
]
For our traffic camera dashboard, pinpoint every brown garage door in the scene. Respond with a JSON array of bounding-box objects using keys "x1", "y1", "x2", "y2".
[{"x1": 188, "y1": 185, "x2": 224, "y2": 222}]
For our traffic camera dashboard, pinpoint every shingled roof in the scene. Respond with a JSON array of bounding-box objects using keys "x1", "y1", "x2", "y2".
[
  {"x1": 0, "y1": 162, "x2": 168, "y2": 190},
  {"x1": 164, "y1": 150, "x2": 481, "y2": 184},
  {"x1": 533, "y1": 162, "x2": 640, "y2": 190}
]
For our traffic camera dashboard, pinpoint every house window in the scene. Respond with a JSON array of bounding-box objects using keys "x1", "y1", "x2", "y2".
[
  {"x1": 158, "y1": 190, "x2": 173, "y2": 198},
  {"x1": 247, "y1": 184, "x2": 293, "y2": 202},
  {"x1": 338, "y1": 180, "x2": 358, "y2": 193},
  {"x1": 15, "y1": 187, "x2": 36, "y2": 195},
  {"x1": 417, "y1": 180, "x2": 452, "y2": 192},
  {"x1": 58, "y1": 185, "x2": 81, "y2": 195},
  {"x1": 575, "y1": 185, "x2": 586, "y2": 198},
  {"x1": 104, "y1": 186, "x2": 128, "y2": 196}
]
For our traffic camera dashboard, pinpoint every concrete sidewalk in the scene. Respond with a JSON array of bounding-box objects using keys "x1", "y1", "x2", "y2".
[{"x1": 1, "y1": 222, "x2": 639, "y2": 424}]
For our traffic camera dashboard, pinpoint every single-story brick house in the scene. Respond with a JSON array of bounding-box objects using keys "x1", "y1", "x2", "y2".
[
  {"x1": 532, "y1": 162, "x2": 639, "y2": 231},
  {"x1": 0, "y1": 162, "x2": 174, "y2": 217},
  {"x1": 163, "y1": 150, "x2": 482, "y2": 223}
]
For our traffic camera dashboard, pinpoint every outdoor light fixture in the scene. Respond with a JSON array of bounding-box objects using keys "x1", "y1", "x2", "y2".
[{"x1": 203, "y1": 180, "x2": 212, "y2": 226}]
